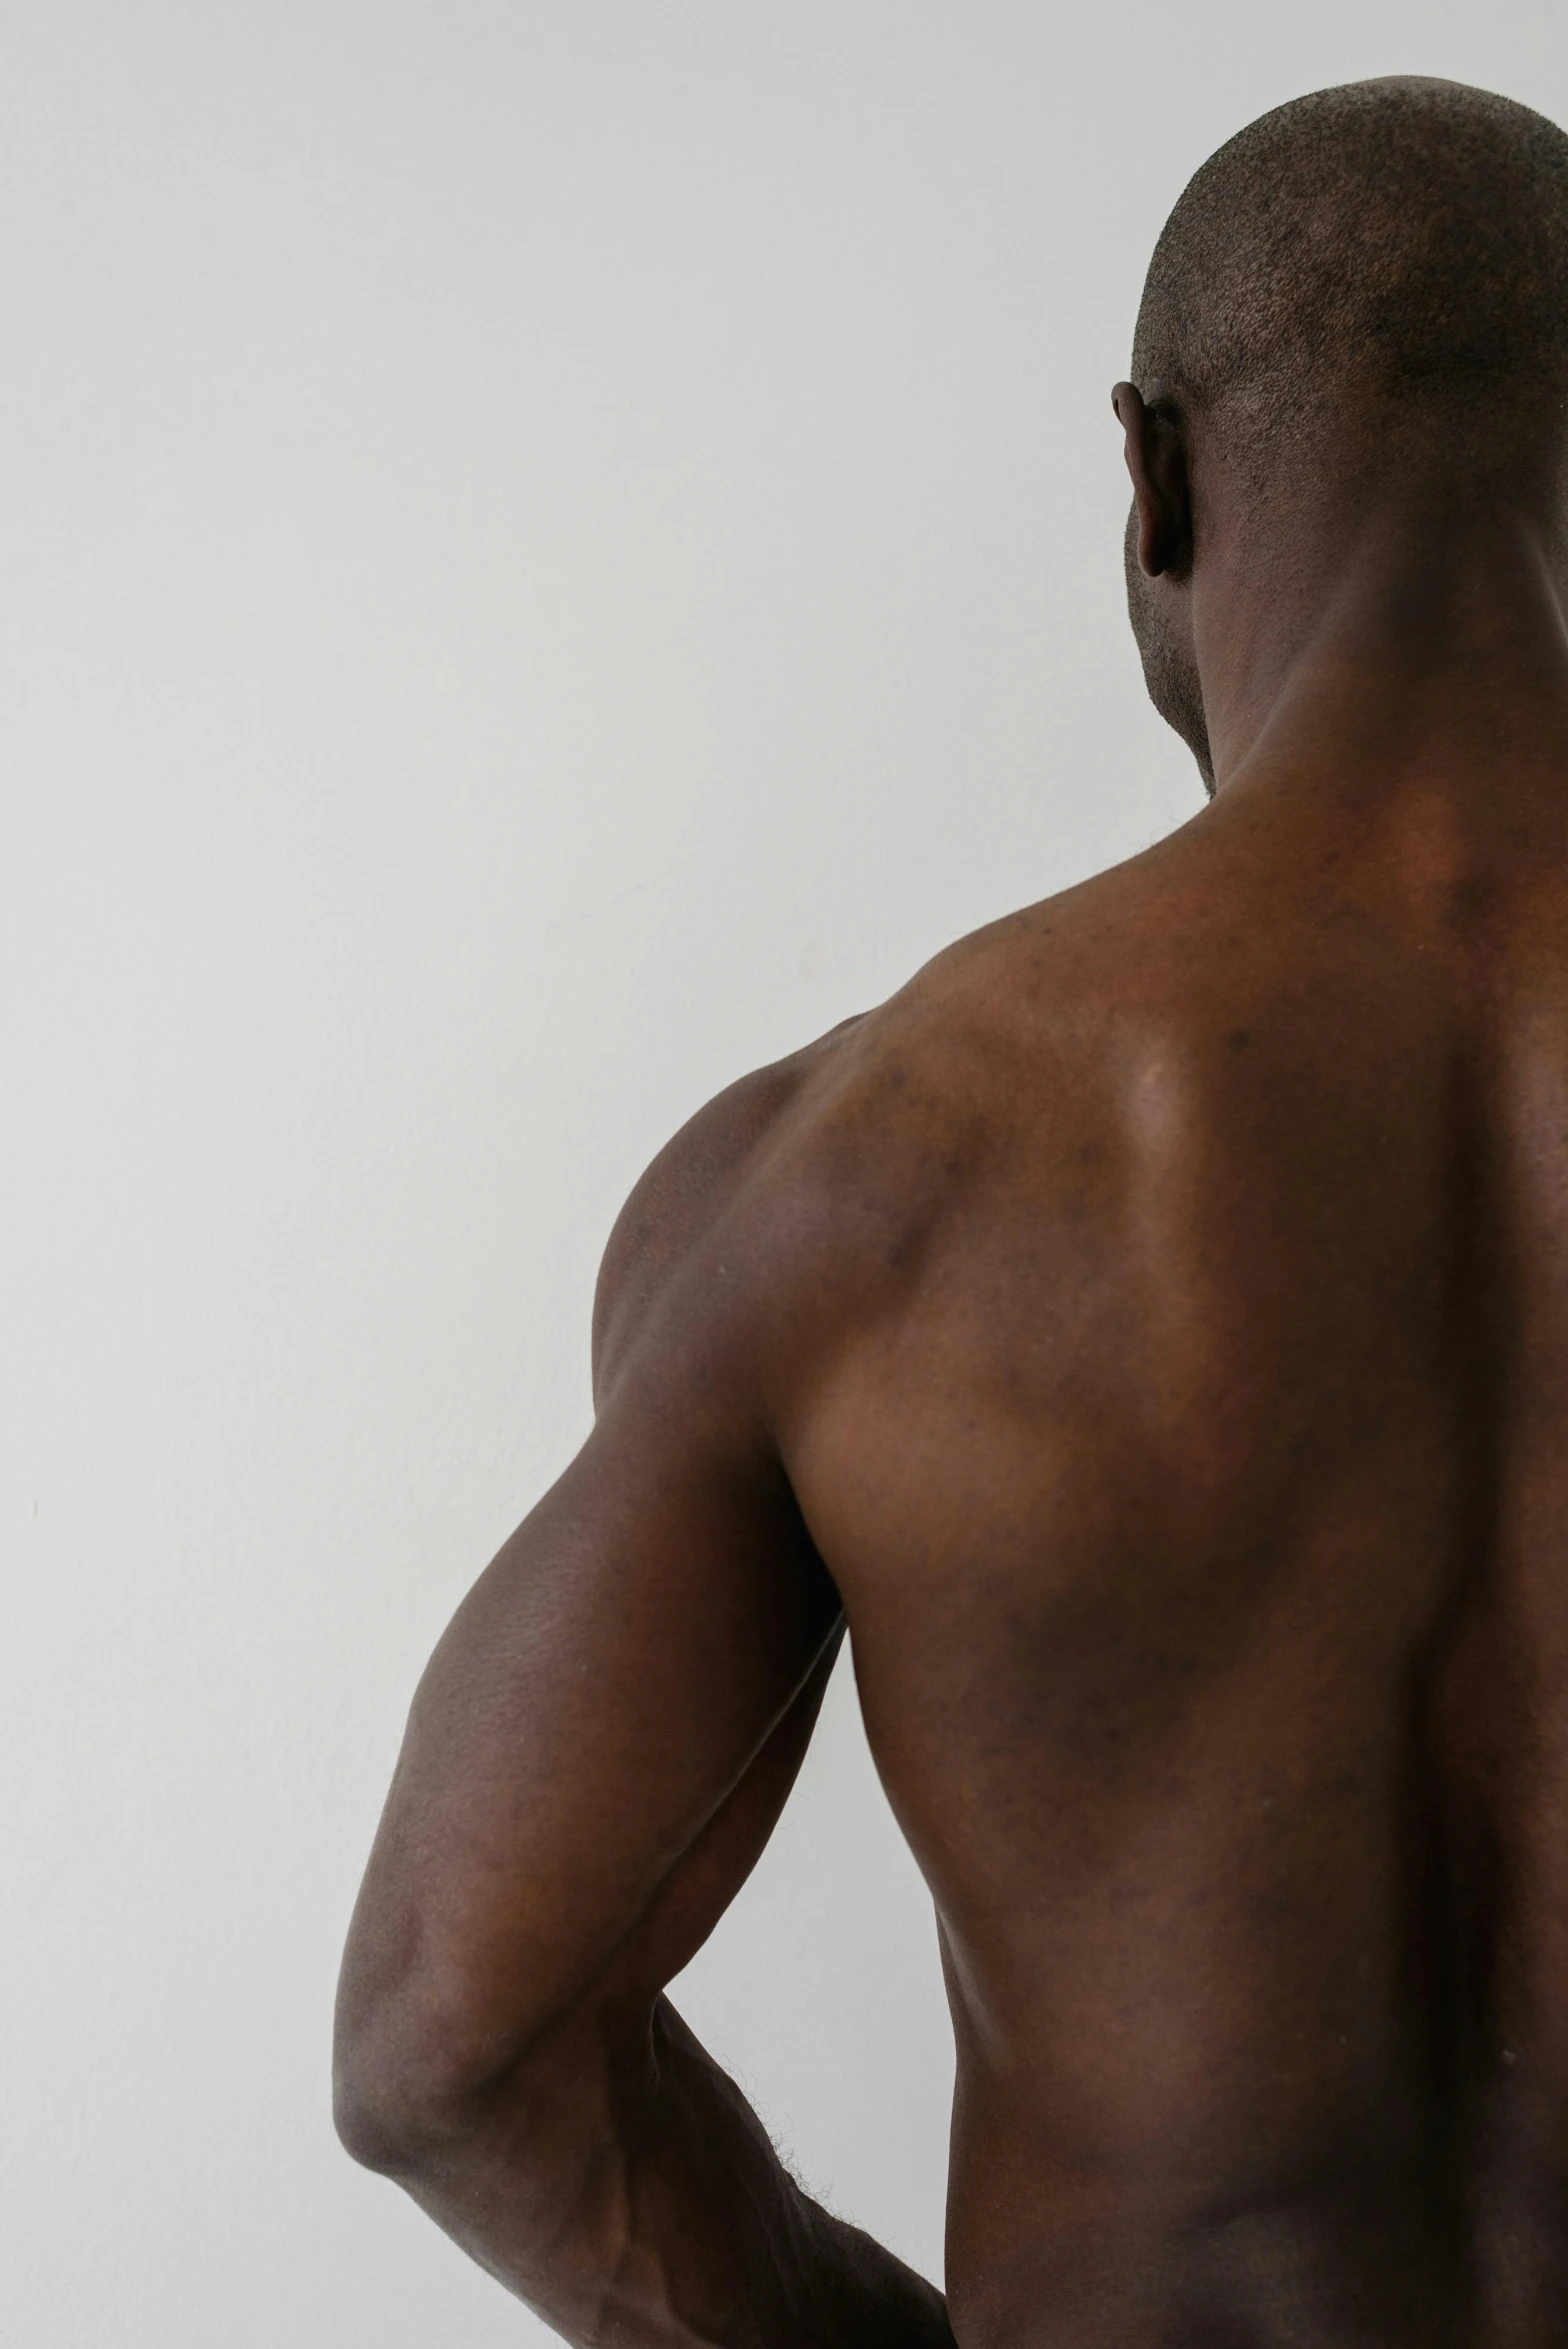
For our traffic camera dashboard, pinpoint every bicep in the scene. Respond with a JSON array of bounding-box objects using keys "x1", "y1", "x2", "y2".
[{"x1": 342, "y1": 1394, "x2": 840, "y2": 2088}]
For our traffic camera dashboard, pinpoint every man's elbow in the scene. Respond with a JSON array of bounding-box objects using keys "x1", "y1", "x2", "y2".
[
  {"x1": 334, "y1": 2046, "x2": 466, "y2": 2178},
  {"x1": 333, "y1": 2068, "x2": 426, "y2": 2178},
  {"x1": 332, "y1": 1989, "x2": 523, "y2": 2180},
  {"x1": 332, "y1": 1957, "x2": 622, "y2": 2191}
]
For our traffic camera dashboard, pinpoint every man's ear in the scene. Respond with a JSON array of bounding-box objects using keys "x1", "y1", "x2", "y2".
[{"x1": 1111, "y1": 382, "x2": 1193, "y2": 578}]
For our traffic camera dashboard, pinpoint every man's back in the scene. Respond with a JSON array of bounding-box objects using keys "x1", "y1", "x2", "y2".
[
  {"x1": 736, "y1": 773, "x2": 1568, "y2": 2344},
  {"x1": 334, "y1": 74, "x2": 1568, "y2": 2349}
]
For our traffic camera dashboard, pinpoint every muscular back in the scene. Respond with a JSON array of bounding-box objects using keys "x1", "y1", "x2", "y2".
[
  {"x1": 334, "y1": 71, "x2": 1568, "y2": 2349},
  {"x1": 698, "y1": 777, "x2": 1568, "y2": 2348},
  {"x1": 336, "y1": 762, "x2": 1568, "y2": 2349}
]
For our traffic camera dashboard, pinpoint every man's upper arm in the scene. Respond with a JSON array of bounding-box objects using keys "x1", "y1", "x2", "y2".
[{"x1": 336, "y1": 1053, "x2": 846, "y2": 2122}]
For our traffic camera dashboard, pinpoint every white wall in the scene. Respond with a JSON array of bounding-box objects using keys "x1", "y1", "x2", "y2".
[{"x1": 6, "y1": 4, "x2": 1566, "y2": 2341}]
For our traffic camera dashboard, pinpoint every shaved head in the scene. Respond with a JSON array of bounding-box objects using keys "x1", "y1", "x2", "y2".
[
  {"x1": 1117, "y1": 77, "x2": 1568, "y2": 790},
  {"x1": 1133, "y1": 78, "x2": 1568, "y2": 478}
]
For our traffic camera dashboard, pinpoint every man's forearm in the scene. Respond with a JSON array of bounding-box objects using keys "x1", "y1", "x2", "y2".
[{"x1": 392, "y1": 1994, "x2": 954, "y2": 2349}]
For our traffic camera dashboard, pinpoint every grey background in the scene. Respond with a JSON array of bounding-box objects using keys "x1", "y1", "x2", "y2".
[{"x1": 5, "y1": 3, "x2": 1565, "y2": 2341}]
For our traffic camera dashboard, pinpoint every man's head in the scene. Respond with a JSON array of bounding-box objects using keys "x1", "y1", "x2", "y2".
[{"x1": 1116, "y1": 77, "x2": 1568, "y2": 792}]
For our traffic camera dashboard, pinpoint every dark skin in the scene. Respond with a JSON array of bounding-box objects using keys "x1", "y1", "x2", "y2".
[{"x1": 336, "y1": 356, "x2": 1568, "y2": 2346}]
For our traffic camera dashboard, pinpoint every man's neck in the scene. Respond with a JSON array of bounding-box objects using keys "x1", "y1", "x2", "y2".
[{"x1": 1193, "y1": 465, "x2": 1568, "y2": 807}]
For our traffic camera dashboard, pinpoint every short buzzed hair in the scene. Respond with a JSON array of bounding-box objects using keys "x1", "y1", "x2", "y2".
[{"x1": 1133, "y1": 78, "x2": 1568, "y2": 474}]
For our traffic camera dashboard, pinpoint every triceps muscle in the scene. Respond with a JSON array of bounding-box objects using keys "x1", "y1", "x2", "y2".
[{"x1": 338, "y1": 1396, "x2": 841, "y2": 2103}]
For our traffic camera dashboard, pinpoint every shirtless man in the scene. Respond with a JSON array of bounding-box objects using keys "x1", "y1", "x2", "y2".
[{"x1": 333, "y1": 77, "x2": 1568, "y2": 2348}]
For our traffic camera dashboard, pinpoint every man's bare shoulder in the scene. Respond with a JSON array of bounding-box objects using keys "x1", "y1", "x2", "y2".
[
  {"x1": 589, "y1": 859, "x2": 1193, "y2": 1409},
  {"x1": 590, "y1": 917, "x2": 1042, "y2": 1355},
  {"x1": 590, "y1": 1015, "x2": 873, "y2": 1400}
]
